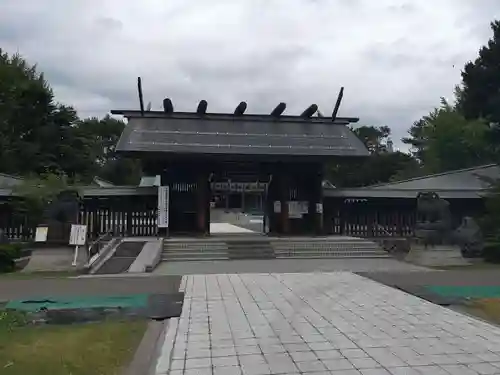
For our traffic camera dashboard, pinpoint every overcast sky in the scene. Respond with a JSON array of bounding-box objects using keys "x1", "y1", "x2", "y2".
[{"x1": 1, "y1": 1, "x2": 499, "y2": 149}]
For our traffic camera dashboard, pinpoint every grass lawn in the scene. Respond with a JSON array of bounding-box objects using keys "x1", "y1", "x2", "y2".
[
  {"x1": 462, "y1": 298, "x2": 500, "y2": 326},
  {"x1": 0, "y1": 311, "x2": 147, "y2": 375}
]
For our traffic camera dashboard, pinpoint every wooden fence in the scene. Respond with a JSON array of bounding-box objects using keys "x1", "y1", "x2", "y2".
[
  {"x1": 328, "y1": 207, "x2": 416, "y2": 238},
  {"x1": 0, "y1": 195, "x2": 484, "y2": 240},
  {"x1": 0, "y1": 195, "x2": 159, "y2": 241}
]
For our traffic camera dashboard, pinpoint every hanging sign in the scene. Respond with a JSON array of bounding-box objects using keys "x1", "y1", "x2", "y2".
[
  {"x1": 273, "y1": 201, "x2": 281, "y2": 213},
  {"x1": 287, "y1": 201, "x2": 301, "y2": 218},
  {"x1": 69, "y1": 224, "x2": 87, "y2": 246},
  {"x1": 316, "y1": 203, "x2": 323, "y2": 214},
  {"x1": 288, "y1": 201, "x2": 309, "y2": 218},
  {"x1": 35, "y1": 226, "x2": 48, "y2": 242},
  {"x1": 158, "y1": 186, "x2": 170, "y2": 228}
]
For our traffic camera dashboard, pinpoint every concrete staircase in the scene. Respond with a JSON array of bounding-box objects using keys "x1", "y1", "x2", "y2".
[
  {"x1": 272, "y1": 237, "x2": 389, "y2": 259},
  {"x1": 227, "y1": 239, "x2": 275, "y2": 260},
  {"x1": 94, "y1": 241, "x2": 146, "y2": 274},
  {"x1": 162, "y1": 239, "x2": 229, "y2": 261},
  {"x1": 161, "y1": 236, "x2": 388, "y2": 262}
]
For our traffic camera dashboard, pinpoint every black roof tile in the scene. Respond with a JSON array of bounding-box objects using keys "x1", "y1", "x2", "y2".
[{"x1": 114, "y1": 111, "x2": 369, "y2": 157}]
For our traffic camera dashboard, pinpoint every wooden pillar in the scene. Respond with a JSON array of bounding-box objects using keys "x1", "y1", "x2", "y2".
[
  {"x1": 314, "y1": 168, "x2": 324, "y2": 235},
  {"x1": 279, "y1": 169, "x2": 290, "y2": 235},
  {"x1": 197, "y1": 172, "x2": 209, "y2": 235},
  {"x1": 206, "y1": 180, "x2": 211, "y2": 235},
  {"x1": 305, "y1": 165, "x2": 323, "y2": 235}
]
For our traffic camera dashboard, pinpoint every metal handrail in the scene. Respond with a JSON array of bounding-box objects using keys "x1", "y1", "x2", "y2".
[{"x1": 87, "y1": 229, "x2": 114, "y2": 259}]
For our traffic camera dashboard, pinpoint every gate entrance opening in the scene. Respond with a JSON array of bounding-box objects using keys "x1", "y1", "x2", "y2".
[{"x1": 209, "y1": 162, "x2": 268, "y2": 235}]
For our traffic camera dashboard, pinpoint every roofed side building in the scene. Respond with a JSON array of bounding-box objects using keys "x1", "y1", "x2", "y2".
[{"x1": 369, "y1": 164, "x2": 500, "y2": 191}]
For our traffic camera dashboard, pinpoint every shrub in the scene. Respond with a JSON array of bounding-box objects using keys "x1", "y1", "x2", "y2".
[
  {"x1": 483, "y1": 242, "x2": 500, "y2": 263},
  {"x1": 0, "y1": 310, "x2": 28, "y2": 330},
  {"x1": 0, "y1": 243, "x2": 24, "y2": 272}
]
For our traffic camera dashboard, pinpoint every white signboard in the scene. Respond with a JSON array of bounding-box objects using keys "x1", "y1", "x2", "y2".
[
  {"x1": 69, "y1": 224, "x2": 87, "y2": 246},
  {"x1": 158, "y1": 186, "x2": 170, "y2": 228},
  {"x1": 35, "y1": 226, "x2": 48, "y2": 242},
  {"x1": 288, "y1": 201, "x2": 309, "y2": 218},
  {"x1": 316, "y1": 203, "x2": 323, "y2": 214},
  {"x1": 287, "y1": 201, "x2": 301, "y2": 218},
  {"x1": 273, "y1": 201, "x2": 281, "y2": 213}
]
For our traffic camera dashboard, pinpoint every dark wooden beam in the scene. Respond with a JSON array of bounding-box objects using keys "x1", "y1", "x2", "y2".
[
  {"x1": 137, "y1": 77, "x2": 145, "y2": 116},
  {"x1": 332, "y1": 87, "x2": 344, "y2": 121}
]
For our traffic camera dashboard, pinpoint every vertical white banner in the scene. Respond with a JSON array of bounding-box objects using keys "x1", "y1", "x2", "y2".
[{"x1": 158, "y1": 186, "x2": 170, "y2": 228}]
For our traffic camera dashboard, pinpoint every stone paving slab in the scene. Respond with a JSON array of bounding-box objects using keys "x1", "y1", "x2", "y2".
[{"x1": 155, "y1": 272, "x2": 500, "y2": 375}]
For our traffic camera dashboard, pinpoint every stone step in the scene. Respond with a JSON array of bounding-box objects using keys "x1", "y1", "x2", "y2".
[
  {"x1": 275, "y1": 254, "x2": 390, "y2": 259},
  {"x1": 164, "y1": 258, "x2": 229, "y2": 262},
  {"x1": 272, "y1": 245, "x2": 380, "y2": 251},
  {"x1": 271, "y1": 241, "x2": 379, "y2": 246},
  {"x1": 276, "y1": 250, "x2": 388, "y2": 255},
  {"x1": 160, "y1": 237, "x2": 389, "y2": 262},
  {"x1": 163, "y1": 244, "x2": 228, "y2": 250},
  {"x1": 226, "y1": 240, "x2": 275, "y2": 260},
  {"x1": 163, "y1": 250, "x2": 228, "y2": 255},
  {"x1": 162, "y1": 253, "x2": 229, "y2": 261},
  {"x1": 275, "y1": 250, "x2": 388, "y2": 256}
]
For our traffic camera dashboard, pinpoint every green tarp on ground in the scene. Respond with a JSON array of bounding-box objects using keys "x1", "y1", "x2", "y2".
[
  {"x1": 5, "y1": 294, "x2": 150, "y2": 312},
  {"x1": 427, "y1": 285, "x2": 500, "y2": 299}
]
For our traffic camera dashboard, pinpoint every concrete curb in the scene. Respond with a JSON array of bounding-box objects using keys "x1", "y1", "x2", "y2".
[
  {"x1": 128, "y1": 239, "x2": 163, "y2": 273},
  {"x1": 153, "y1": 317, "x2": 179, "y2": 375},
  {"x1": 123, "y1": 275, "x2": 185, "y2": 375},
  {"x1": 121, "y1": 319, "x2": 169, "y2": 375}
]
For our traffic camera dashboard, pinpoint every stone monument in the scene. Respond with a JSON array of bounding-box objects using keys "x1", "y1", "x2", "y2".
[
  {"x1": 454, "y1": 216, "x2": 484, "y2": 258},
  {"x1": 405, "y1": 192, "x2": 470, "y2": 266}
]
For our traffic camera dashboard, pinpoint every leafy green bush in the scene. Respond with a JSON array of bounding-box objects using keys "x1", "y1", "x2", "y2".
[
  {"x1": 483, "y1": 242, "x2": 500, "y2": 263},
  {"x1": 0, "y1": 243, "x2": 24, "y2": 272},
  {"x1": 0, "y1": 310, "x2": 28, "y2": 330},
  {"x1": 479, "y1": 179, "x2": 500, "y2": 262},
  {"x1": 11, "y1": 173, "x2": 82, "y2": 231}
]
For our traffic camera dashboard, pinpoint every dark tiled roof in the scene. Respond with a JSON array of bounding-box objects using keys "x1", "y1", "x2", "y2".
[
  {"x1": 368, "y1": 164, "x2": 500, "y2": 191},
  {"x1": 113, "y1": 111, "x2": 369, "y2": 157}
]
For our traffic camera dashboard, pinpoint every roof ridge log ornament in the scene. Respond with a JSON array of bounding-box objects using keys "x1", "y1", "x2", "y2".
[
  {"x1": 271, "y1": 102, "x2": 286, "y2": 118},
  {"x1": 300, "y1": 104, "x2": 318, "y2": 118},
  {"x1": 197, "y1": 100, "x2": 208, "y2": 115},
  {"x1": 163, "y1": 98, "x2": 174, "y2": 114},
  {"x1": 234, "y1": 101, "x2": 247, "y2": 116}
]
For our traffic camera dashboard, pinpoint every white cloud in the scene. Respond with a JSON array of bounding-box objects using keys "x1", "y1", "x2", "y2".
[{"x1": 0, "y1": 0, "x2": 499, "y2": 148}]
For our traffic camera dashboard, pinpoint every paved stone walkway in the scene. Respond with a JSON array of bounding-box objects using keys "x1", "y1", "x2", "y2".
[
  {"x1": 156, "y1": 272, "x2": 500, "y2": 375},
  {"x1": 210, "y1": 223, "x2": 256, "y2": 234}
]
